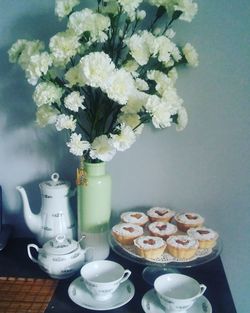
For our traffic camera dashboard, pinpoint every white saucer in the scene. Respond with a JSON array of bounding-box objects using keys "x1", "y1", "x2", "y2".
[
  {"x1": 68, "y1": 276, "x2": 135, "y2": 311},
  {"x1": 141, "y1": 289, "x2": 212, "y2": 313}
]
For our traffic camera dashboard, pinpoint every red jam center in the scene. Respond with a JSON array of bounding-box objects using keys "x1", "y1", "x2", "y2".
[
  {"x1": 156, "y1": 225, "x2": 167, "y2": 231},
  {"x1": 131, "y1": 213, "x2": 142, "y2": 219},
  {"x1": 176, "y1": 239, "x2": 189, "y2": 245},
  {"x1": 185, "y1": 214, "x2": 198, "y2": 220},
  {"x1": 197, "y1": 230, "x2": 210, "y2": 235},
  {"x1": 123, "y1": 227, "x2": 135, "y2": 233},
  {"x1": 155, "y1": 210, "x2": 168, "y2": 216},
  {"x1": 143, "y1": 239, "x2": 155, "y2": 245}
]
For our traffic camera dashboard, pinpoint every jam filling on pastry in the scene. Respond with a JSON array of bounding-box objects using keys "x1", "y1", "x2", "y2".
[
  {"x1": 123, "y1": 227, "x2": 135, "y2": 233},
  {"x1": 143, "y1": 239, "x2": 156, "y2": 245},
  {"x1": 176, "y1": 239, "x2": 190, "y2": 245},
  {"x1": 185, "y1": 214, "x2": 198, "y2": 220},
  {"x1": 156, "y1": 225, "x2": 167, "y2": 231},
  {"x1": 131, "y1": 213, "x2": 142, "y2": 219}
]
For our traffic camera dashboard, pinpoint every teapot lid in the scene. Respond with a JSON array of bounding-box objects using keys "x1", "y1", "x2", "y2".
[
  {"x1": 40, "y1": 173, "x2": 70, "y2": 191},
  {"x1": 43, "y1": 234, "x2": 78, "y2": 255}
]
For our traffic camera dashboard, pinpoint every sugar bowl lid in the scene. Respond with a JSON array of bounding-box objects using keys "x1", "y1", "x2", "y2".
[{"x1": 43, "y1": 234, "x2": 78, "y2": 255}]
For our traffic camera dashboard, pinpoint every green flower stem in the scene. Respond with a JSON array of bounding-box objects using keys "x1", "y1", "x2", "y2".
[{"x1": 114, "y1": 19, "x2": 131, "y2": 65}]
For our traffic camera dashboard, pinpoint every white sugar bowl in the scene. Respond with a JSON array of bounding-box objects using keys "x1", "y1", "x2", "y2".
[{"x1": 27, "y1": 234, "x2": 92, "y2": 279}]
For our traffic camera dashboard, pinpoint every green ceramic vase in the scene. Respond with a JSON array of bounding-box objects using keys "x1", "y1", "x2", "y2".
[{"x1": 77, "y1": 162, "x2": 111, "y2": 260}]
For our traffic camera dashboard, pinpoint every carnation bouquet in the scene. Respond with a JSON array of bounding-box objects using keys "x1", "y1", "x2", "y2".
[{"x1": 8, "y1": 0, "x2": 198, "y2": 163}]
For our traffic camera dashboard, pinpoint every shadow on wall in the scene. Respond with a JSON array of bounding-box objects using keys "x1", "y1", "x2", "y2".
[{"x1": 0, "y1": 10, "x2": 78, "y2": 235}]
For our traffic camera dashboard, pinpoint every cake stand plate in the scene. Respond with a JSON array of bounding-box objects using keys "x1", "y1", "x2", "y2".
[{"x1": 109, "y1": 234, "x2": 222, "y2": 285}]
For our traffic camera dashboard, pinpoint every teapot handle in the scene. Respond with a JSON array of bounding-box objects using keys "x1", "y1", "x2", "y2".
[{"x1": 27, "y1": 244, "x2": 39, "y2": 263}]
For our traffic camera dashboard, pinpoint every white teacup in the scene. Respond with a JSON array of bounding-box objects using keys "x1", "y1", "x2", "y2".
[
  {"x1": 154, "y1": 273, "x2": 207, "y2": 312},
  {"x1": 80, "y1": 260, "x2": 131, "y2": 301}
]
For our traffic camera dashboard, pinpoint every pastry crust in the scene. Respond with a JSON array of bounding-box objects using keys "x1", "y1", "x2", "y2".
[
  {"x1": 148, "y1": 221, "x2": 177, "y2": 239},
  {"x1": 134, "y1": 236, "x2": 166, "y2": 259},
  {"x1": 174, "y1": 212, "x2": 204, "y2": 232},
  {"x1": 112, "y1": 223, "x2": 144, "y2": 245},
  {"x1": 166, "y1": 235, "x2": 199, "y2": 259},
  {"x1": 147, "y1": 207, "x2": 175, "y2": 223},
  {"x1": 120, "y1": 211, "x2": 149, "y2": 226},
  {"x1": 187, "y1": 227, "x2": 219, "y2": 249}
]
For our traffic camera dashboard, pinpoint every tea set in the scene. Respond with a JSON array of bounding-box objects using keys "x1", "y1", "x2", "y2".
[{"x1": 17, "y1": 172, "x2": 212, "y2": 312}]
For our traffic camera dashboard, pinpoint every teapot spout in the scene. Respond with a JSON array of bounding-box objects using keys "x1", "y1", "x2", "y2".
[{"x1": 16, "y1": 186, "x2": 41, "y2": 235}]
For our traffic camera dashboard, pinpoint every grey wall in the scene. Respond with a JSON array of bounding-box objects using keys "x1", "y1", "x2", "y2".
[{"x1": 0, "y1": 1, "x2": 249, "y2": 312}]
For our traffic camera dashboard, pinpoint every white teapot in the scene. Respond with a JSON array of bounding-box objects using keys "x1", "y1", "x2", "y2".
[
  {"x1": 17, "y1": 172, "x2": 76, "y2": 245},
  {"x1": 27, "y1": 234, "x2": 93, "y2": 279}
]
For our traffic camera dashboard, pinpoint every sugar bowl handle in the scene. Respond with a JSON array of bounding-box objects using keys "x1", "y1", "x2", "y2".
[{"x1": 27, "y1": 244, "x2": 39, "y2": 263}]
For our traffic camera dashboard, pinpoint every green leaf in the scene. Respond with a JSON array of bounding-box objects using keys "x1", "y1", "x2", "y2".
[
  {"x1": 172, "y1": 10, "x2": 183, "y2": 21},
  {"x1": 156, "y1": 6, "x2": 166, "y2": 18}
]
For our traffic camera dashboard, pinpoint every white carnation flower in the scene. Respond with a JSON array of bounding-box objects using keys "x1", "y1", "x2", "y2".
[
  {"x1": 174, "y1": 0, "x2": 198, "y2": 22},
  {"x1": 55, "y1": 0, "x2": 80, "y2": 19},
  {"x1": 64, "y1": 91, "x2": 85, "y2": 112},
  {"x1": 135, "y1": 78, "x2": 149, "y2": 91},
  {"x1": 67, "y1": 133, "x2": 90, "y2": 156},
  {"x1": 154, "y1": 36, "x2": 179, "y2": 63},
  {"x1": 8, "y1": 39, "x2": 30, "y2": 63},
  {"x1": 162, "y1": 87, "x2": 183, "y2": 113},
  {"x1": 36, "y1": 104, "x2": 58, "y2": 127},
  {"x1": 137, "y1": 9, "x2": 146, "y2": 20},
  {"x1": 85, "y1": 12, "x2": 110, "y2": 43},
  {"x1": 165, "y1": 28, "x2": 176, "y2": 39},
  {"x1": 68, "y1": 9, "x2": 110, "y2": 42},
  {"x1": 118, "y1": 113, "x2": 144, "y2": 135},
  {"x1": 68, "y1": 8, "x2": 92, "y2": 36},
  {"x1": 106, "y1": 69, "x2": 135, "y2": 105},
  {"x1": 123, "y1": 60, "x2": 139, "y2": 76},
  {"x1": 79, "y1": 52, "x2": 115, "y2": 89},
  {"x1": 176, "y1": 106, "x2": 188, "y2": 131},
  {"x1": 183, "y1": 43, "x2": 199, "y2": 67},
  {"x1": 122, "y1": 90, "x2": 148, "y2": 114},
  {"x1": 145, "y1": 95, "x2": 172, "y2": 128},
  {"x1": 118, "y1": 0, "x2": 143, "y2": 21},
  {"x1": 65, "y1": 65, "x2": 86, "y2": 87},
  {"x1": 147, "y1": 0, "x2": 175, "y2": 15},
  {"x1": 49, "y1": 29, "x2": 80, "y2": 67},
  {"x1": 33, "y1": 82, "x2": 63, "y2": 107},
  {"x1": 147, "y1": 70, "x2": 174, "y2": 96},
  {"x1": 55, "y1": 114, "x2": 76, "y2": 131},
  {"x1": 90, "y1": 135, "x2": 116, "y2": 162},
  {"x1": 168, "y1": 67, "x2": 178, "y2": 83},
  {"x1": 111, "y1": 124, "x2": 136, "y2": 151},
  {"x1": 125, "y1": 31, "x2": 153, "y2": 65},
  {"x1": 8, "y1": 40, "x2": 44, "y2": 70},
  {"x1": 25, "y1": 52, "x2": 52, "y2": 85}
]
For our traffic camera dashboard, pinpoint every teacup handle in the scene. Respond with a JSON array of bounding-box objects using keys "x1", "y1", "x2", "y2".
[
  {"x1": 27, "y1": 244, "x2": 39, "y2": 263},
  {"x1": 120, "y1": 269, "x2": 131, "y2": 284},
  {"x1": 195, "y1": 284, "x2": 207, "y2": 298}
]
